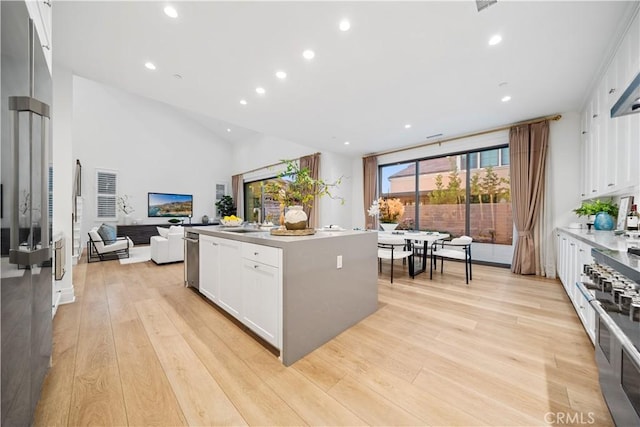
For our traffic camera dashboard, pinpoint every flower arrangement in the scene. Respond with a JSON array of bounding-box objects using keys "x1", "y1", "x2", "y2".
[
  {"x1": 368, "y1": 197, "x2": 405, "y2": 223},
  {"x1": 117, "y1": 195, "x2": 135, "y2": 215}
]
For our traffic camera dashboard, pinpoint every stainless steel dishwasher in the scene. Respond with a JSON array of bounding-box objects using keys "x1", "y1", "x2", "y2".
[{"x1": 183, "y1": 231, "x2": 199, "y2": 289}]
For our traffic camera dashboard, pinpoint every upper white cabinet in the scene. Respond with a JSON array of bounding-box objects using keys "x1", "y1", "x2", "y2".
[
  {"x1": 25, "y1": 0, "x2": 52, "y2": 74},
  {"x1": 581, "y1": 9, "x2": 640, "y2": 199}
]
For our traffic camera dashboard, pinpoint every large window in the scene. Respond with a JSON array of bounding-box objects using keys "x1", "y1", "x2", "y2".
[
  {"x1": 379, "y1": 146, "x2": 512, "y2": 246},
  {"x1": 244, "y1": 179, "x2": 281, "y2": 224}
]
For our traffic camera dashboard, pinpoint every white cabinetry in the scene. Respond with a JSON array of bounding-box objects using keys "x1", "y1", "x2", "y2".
[
  {"x1": 199, "y1": 237, "x2": 282, "y2": 349},
  {"x1": 574, "y1": 282, "x2": 596, "y2": 344},
  {"x1": 555, "y1": 230, "x2": 595, "y2": 344},
  {"x1": 217, "y1": 238, "x2": 243, "y2": 319},
  {"x1": 241, "y1": 243, "x2": 282, "y2": 348},
  {"x1": 580, "y1": 9, "x2": 640, "y2": 198},
  {"x1": 199, "y1": 235, "x2": 221, "y2": 302},
  {"x1": 25, "y1": 0, "x2": 52, "y2": 74}
]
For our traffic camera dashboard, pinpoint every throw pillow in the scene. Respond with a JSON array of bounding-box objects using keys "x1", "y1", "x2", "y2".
[
  {"x1": 157, "y1": 227, "x2": 169, "y2": 238},
  {"x1": 97, "y1": 223, "x2": 117, "y2": 242}
]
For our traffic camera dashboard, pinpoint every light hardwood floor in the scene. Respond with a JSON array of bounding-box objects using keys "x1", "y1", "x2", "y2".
[{"x1": 34, "y1": 255, "x2": 613, "y2": 426}]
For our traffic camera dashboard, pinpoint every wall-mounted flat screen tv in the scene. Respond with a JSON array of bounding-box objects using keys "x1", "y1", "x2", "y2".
[{"x1": 148, "y1": 192, "x2": 193, "y2": 217}]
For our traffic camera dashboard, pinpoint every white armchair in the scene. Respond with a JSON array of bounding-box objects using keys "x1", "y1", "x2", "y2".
[
  {"x1": 88, "y1": 226, "x2": 133, "y2": 262},
  {"x1": 150, "y1": 226, "x2": 185, "y2": 264}
]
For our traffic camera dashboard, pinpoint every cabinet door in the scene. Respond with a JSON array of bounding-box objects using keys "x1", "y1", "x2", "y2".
[
  {"x1": 559, "y1": 234, "x2": 569, "y2": 286},
  {"x1": 217, "y1": 239, "x2": 243, "y2": 319},
  {"x1": 580, "y1": 116, "x2": 590, "y2": 199},
  {"x1": 241, "y1": 259, "x2": 280, "y2": 348},
  {"x1": 199, "y1": 236, "x2": 220, "y2": 302}
]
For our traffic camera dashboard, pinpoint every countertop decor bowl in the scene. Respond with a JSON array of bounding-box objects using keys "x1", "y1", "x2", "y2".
[{"x1": 220, "y1": 217, "x2": 243, "y2": 226}]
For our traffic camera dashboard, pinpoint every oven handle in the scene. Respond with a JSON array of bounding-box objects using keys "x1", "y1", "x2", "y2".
[
  {"x1": 592, "y1": 300, "x2": 640, "y2": 366},
  {"x1": 182, "y1": 237, "x2": 199, "y2": 244}
]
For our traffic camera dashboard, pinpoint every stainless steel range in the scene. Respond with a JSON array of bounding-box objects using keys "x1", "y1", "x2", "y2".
[{"x1": 582, "y1": 251, "x2": 640, "y2": 427}]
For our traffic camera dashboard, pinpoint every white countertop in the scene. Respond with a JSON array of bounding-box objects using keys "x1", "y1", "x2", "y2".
[{"x1": 558, "y1": 227, "x2": 630, "y2": 251}]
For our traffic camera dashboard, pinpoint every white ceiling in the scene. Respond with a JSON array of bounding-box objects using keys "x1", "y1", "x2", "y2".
[{"x1": 54, "y1": 1, "x2": 635, "y2": 155}]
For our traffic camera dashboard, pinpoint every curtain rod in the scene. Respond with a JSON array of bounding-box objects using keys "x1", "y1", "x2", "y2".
[
  {"x1": 365, "y1": 114, "x2": 562, "y2": 159},
  {"x1": 239, "y1": 152, "x2": 321, "y2": 176}
]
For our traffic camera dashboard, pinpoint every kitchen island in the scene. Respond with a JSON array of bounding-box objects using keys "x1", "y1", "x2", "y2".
[{"x1": 188, "y1": 225, "x2": 378, "y2": 366}]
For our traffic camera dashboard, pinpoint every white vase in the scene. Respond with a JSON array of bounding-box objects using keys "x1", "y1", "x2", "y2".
[
  {"x1": 380, "y1": 223, "x2": 398, "y2": 231},
  {"x1": 124, "y1": 214, "x2": 132, "y2": 225},
  {"x1": 284, "y1": 205, "x2": 307, "y2": 230}
]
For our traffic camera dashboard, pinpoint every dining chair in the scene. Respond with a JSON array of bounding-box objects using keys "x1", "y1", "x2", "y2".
[
  {"x1": 430, "y1": 236, "x2": 473, "y2": 284},
  {"x1": 377, "y1": 235, "x2": 414, "y2": 284}
]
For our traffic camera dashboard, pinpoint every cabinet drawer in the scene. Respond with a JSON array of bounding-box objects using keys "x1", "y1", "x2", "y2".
[{"x1": 242, "y1": 242, "x2": 281, "y2": 267}]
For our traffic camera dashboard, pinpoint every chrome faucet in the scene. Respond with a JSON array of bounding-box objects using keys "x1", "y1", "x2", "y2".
[{"x1": 253, "y1": 207, "x2": 261, "y2": 224}]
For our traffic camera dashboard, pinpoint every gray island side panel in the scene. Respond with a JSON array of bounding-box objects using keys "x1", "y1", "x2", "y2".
[{"x1": 281, "y1": 232, "x2": 378, "y2": 366}]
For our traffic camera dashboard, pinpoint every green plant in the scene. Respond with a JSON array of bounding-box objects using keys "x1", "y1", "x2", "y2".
[
  {"x1": 215, "y1": 195, "x2": 236, "y2": 217},
  {"x1": 263, "y1": 159, "x2": 343, "y2": 209},
  {"x1": 573, "y1": 199, "x2": 618, "y2": 218},
  {"x1": 168, "y1": 218, "x2": 182, "y2": 224}
]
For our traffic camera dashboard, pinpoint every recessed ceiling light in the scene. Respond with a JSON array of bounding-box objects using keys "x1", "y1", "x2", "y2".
[
  {"x1": 303, "y1": 49, "x2": 315, "y2": 60},
  {"x1": 240, "y1": 99, "x2": 247, "y2": 105},
  {"x1": 339, "y1": 20, "x2": 351, "y2": 32},
  {"x1": 227, "y1": 128, "x2": 231, "y2": 133},
  {"x1": 164, "y1": 6, "x2": 178, "y2": 18},
  {"x1": 404, "y1": 124, "x2": 412, "y2": 129},
  {"x1": 344, "y1": 141, "x2": 350, "y2": 145},
  {"x1": 501, "y1": 95, "x2": 511, "y2": 102},
  {"x1": 275, "y1": 71, "x2": 287, "y2": 79},
  {"x1": 255, "y1": 87, "x2": 266, "y2": 95},
  {"x1": 144, "y1": 62, "x2": 156, "y2": 70},
  {"x1": 489, "y1": 34, "x2": 502, "y2": 46}
]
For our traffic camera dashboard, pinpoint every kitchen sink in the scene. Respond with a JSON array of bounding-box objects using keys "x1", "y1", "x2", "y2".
[{"x1": 221, "y1": 228, "x2": 263, "y2": 233}]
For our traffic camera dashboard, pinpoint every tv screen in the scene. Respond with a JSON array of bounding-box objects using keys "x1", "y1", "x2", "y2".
[{"x1": 148, "y1": 192, "x2": 193, "y2": 217}]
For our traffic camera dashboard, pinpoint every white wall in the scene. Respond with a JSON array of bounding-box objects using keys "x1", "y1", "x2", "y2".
[
  {"x1": 543, "y1": 112, "x2": 582, "y2": 277},
  {"x1": 232, "y1": 134, "x2": 356, "y2": 228},
  {"x1": 73, "y1": 76, "x2": 233, "y2": 245},
  {"x1": 52, "y1": 64, "x2": 74, "y2": 304},
  {"x1": 547, "y1": 113, "x2": 582, "y2": 232}
]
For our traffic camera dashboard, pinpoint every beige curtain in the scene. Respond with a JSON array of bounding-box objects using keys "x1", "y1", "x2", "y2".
[
  {"x1": 299, "y1": 154, "x2": 319, "y2": 228},
  {"x1": 231, "y1": 174, "x2": 243, "y2": 219},
  {"x1": 510, "y1": 120, "x2": 549, "y2": 275},
  {"x1": 363, "y1": 156, "x2": 378, "y2": 230}
]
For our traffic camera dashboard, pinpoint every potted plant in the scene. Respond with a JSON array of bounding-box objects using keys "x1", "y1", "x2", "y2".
[
  {"x1": 215, "y1": 195, "x2": 236, "y2": 218},
  {"x1": 573, "y1": 199, "x2": 618, "y2": 230},
  {"x1": 263, "y1": 159, "x2": 342, "y2": 230}
]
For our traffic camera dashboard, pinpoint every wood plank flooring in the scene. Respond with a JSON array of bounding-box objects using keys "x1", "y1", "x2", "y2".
[{"x1": 33, "y1": 256, "x2": 613, "y2": 426}]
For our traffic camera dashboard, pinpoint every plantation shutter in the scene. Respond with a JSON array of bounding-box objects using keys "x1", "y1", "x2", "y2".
[{"x1": 96, "y1": 169, "x2": 117, "y2": 219}]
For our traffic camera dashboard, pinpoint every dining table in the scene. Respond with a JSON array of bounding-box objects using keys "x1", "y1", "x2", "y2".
[{"x1": 377, "y1": 230, "x2": 450, "y2": 276}]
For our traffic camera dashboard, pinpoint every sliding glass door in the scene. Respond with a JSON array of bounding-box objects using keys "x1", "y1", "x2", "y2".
[{"x1": 379, "y1": 145, "x2": 513, "y2": 264}]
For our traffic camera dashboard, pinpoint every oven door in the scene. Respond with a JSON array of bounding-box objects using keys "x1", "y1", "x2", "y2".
[{"x1": 593, "y1": 301, "x2": 640, "y2": 426}]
